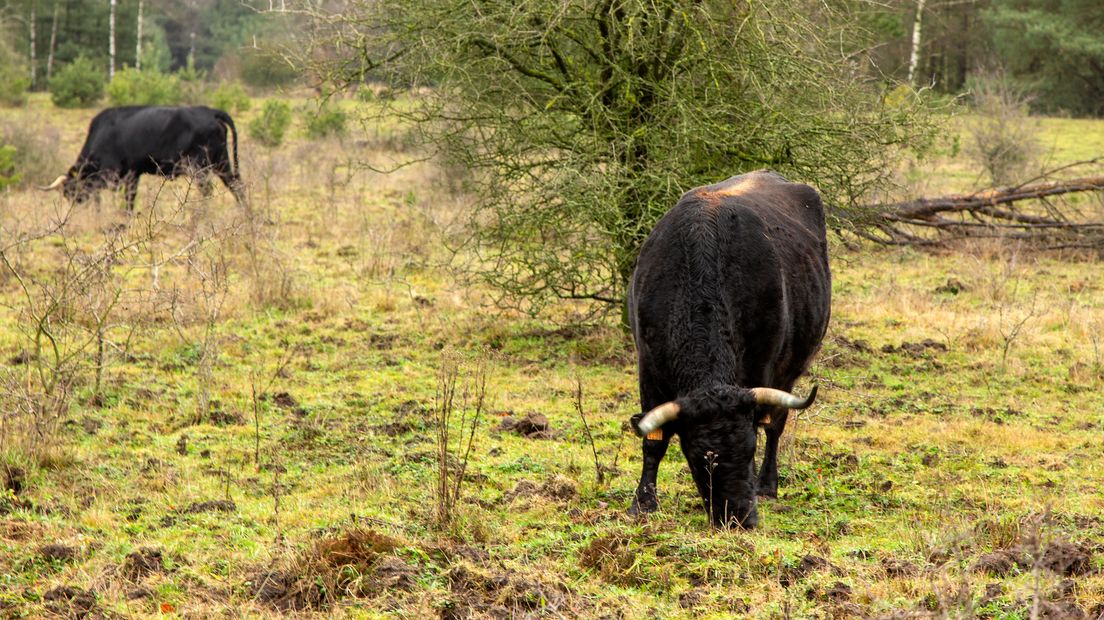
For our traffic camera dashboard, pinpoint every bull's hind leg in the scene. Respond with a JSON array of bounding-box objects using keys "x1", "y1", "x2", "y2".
[
  {"x1": 630, "y1": 433, "x2": 672, "y2": 515},
  {"x1": 756, "y1": 407, "x2": 788, "y2": 498},
  {"x1": 216, "y1": 170, "x2": 248, "y2": 208}
]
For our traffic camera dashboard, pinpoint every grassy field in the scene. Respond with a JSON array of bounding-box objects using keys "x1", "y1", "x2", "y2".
[{"x1": 1, "y1": 96, "x2": 1103, "y2": 619}]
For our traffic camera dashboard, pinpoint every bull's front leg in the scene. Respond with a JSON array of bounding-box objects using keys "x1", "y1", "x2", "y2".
[
  {"x1": 122, "y1": 174, "x2": 139, "y2": 211},
  {"x1": 756, "y1": 407, "x2": 788, "y2": 498},
  {"x1": 629, "y1": 430, "x2": 671, "y2": 515}
]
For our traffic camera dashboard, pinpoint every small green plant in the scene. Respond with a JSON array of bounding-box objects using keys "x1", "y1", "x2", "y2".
[
  {"x1": 303, "y1": 102, "x2": 347, "y2": 140},
  {"x1": 0, "y1": 144, "x2": 21, "y2": 189},
  {"x1": 49, "y1": 57, "x2": 105, "y2": 108},
  {"x1": 107, "y1": 67, "x2": 182, "y2": 106},
  {"x1": 248, "y1": 99, "x2": 292, "y2": 148},
  {"x1": 209, "y1": 81, "x2": 252, "y2": 115}
]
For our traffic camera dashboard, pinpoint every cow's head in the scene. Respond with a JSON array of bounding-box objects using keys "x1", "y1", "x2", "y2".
[
  {"x1": 629, "y1": 384, "x2": 817, "y2": 529},
  {"x1": 39, "y1": 165, "x2": 103, "y2": 204}
]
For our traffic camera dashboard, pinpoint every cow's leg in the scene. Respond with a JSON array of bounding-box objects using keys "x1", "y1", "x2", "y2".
[
  {"x1": 197, "y1": 171, "x2": 214, "y2": 197},
  {"x1": 122, "y1": 174, "x2": 139, "y2": 211},
  {"x1": 756, "y1": 407, "x2": 789, "y2": 498},
  {"x1": 630, "y1": 376, "x2": 674, "y2": 515},
  {"x1": 630, "y1": 433, "x2": 672, "y2": 515},
  {"x1": 216, "y1": 169, "x2": 248, "y2": 209}
]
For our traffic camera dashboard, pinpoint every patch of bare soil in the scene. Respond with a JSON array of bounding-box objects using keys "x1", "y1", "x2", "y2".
[
  {"x1": 43, "y1": 586, "x2": 98, "y2": 618},
  {"x1": 250, "y1": 528, "x2": 414, "y2": 612},
  {"x1": 444, "y1": 564, "x2": 577, "y2": 619},
  {"x1": 122, "y1": 548, "x2": 165, "y2": 581},
  {"x1": 496, "y1": 412, "x2": 552, "y2": 439}
]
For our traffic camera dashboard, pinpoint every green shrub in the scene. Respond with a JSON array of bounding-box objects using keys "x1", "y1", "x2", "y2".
[
  {"x1": 0, "y1": 38, "x2": 28, "y2": 106},
  {"x1": 248, "y1": 99, "x2": 292, "y2": 148},
  {"x1": 0, "y1": 53, "x2": 29, "y2": 107},
  {"x1": 176, "y1": 63, "x2": 209, "y2": 105},
  {"x1": 240, "y1": 48, "x2": 299, "y2": 88},
  {"x1": 209, "y1": 82, "x2": 252, "y2": 115},
  {"x1": 49, "y1": 57, "x2": 105, "y2": 108},
  {"x1": 107, "y1": 67, "x2": 182, "y2": 106},
  {"x1": 303, "y1": 102, "x2": 347, "y2": 139},
  {"x1": 0, "y1": 144, "x2": 21, "y2": 189}
]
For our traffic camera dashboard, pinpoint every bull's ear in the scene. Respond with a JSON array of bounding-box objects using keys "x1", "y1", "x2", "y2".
[{"x1": 628, "y1": 412, "x2": 645, "y2": 436}]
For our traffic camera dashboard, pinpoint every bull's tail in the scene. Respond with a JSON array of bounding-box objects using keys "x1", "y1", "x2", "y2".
[{"x1": 214, "y1": 109, "x2": 239, "y2": 177}]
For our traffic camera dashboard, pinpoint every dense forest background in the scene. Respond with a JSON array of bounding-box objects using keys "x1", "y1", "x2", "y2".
[{"x1": 0, "y1": 0, "x2": 1101, "y2": 115}]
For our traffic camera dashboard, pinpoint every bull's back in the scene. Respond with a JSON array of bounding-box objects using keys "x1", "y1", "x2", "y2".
[{"x1": 631, "y1": 171, "x2": 830, "y2": 392}]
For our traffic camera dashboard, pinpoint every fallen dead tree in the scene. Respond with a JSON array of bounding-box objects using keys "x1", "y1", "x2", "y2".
[{"x1": 861, "y1": 159, "x2": 1104, "y2": 248}]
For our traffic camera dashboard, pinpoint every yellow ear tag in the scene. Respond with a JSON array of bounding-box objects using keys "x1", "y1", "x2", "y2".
[{"x1": 646, "y1": 429, "x2": 664, "y2": 441}]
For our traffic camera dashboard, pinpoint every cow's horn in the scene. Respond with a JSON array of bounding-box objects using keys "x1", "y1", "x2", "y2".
[
  {"x1": 39, "y1": 175, "x2": 66, "y2": 191},
  {"x1": 634, "y1": 402, "x2": 680, "y2": 437},
  {"x1": 750, "y1": 384, "x2": 818, "y2": 410}
]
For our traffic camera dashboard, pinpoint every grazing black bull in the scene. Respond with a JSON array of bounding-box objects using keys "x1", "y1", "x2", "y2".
[
  {"x1": 627, "y1": 170, "x2": 831, "y2": 528},
  {"x1": 40, "y1": 106, "x2": 245, "y2": 209}
]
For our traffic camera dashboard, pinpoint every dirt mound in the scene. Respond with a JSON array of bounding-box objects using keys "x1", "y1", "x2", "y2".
[
  {"x1": 497, "y1": 413, "x2": 552, "y2": 439},
  {"x1": 39, "y1": 543, "x2": 79, "y2": 563},
  {"x1": 504, "y1": 476, "x2": 578, "y2": 503},
  {"x1": 1036, "y1": 539, "x2": 1092, "y2": 576},
  {"x1": 43, "y1": 586, "x2": 98, "y2": 618},
  {"x1": 184, "y1": 499, "x2": 237, "y2": 514},
  {"x1": 780, "y1": 554, "x2": 835, "y2": 586},
  {"x1": 2, "y1": 465, "x2": 25, "y2": 495},
  {"x1": 972, "y1": 536, "x2": 1093, "y2": 577},
  {"x1": 880, "y1": 557, "x2": 918, "y2": 578},
  {"x1": 881, "y1": 339, "x2": 947, "y2": 357},
  {"x1": 934, "y1": 278, "x2": 968, "y2": 294},
  {"x1": 446, "y1": 564, "x2": 575, "y2": 619},
  {"x1": 123, "y1": 547, "x2": 165, "y2": 581},
  {"x1": 578, "y1": 534, "x2": 646, "y2": 586},
  {"x1": 250, "y1": 528, "x2": 414, "y2": 612}
]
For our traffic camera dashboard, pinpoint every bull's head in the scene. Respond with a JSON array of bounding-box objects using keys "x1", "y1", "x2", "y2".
[
  {"x1": 38, "y1": 167, "x2": 102, "y2": 204},
  {"x1": 630, "y1": 384, "x2": 817, "y2": 528}
]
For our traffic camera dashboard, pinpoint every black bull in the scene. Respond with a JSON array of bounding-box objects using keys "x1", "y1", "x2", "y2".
[
  {"x1": 40, "y1": 105, "x2": 245, "y2": 209},
  {"x1": 627, "y1": 170, "x2": 831, "y2": 528}
]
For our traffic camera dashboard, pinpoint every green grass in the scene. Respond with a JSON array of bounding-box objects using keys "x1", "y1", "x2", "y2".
[{"x1": 0, "y1": 97, "x2": 1102, "y2": 618}]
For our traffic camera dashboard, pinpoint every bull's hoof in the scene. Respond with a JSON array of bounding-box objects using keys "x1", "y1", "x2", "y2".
[
  {"x1": 756, "y1": 494, "x2": 777, "y2": 502},
  {"x1": 629, "y1": 498, "x2": 659, "y2": 516}
]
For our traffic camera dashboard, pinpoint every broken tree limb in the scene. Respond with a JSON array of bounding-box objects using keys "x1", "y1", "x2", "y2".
[
  {"x1": 864, "y1": 160, "x2": 1104, "y2": 247},
  {"x1": 878, "y1": 176, "x2": 1104, "y2": 223}
]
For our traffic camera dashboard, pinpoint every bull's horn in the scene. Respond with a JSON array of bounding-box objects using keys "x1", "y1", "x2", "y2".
[
  {"x1": 38, "y1": 175, "x2": 66, "y2": 191},
  {"x1": 634, "y1": 402, "x2": 680, "y2": 437},
  {"x1": 750, "y1": 384, "x2": 818, "y2": 410}
]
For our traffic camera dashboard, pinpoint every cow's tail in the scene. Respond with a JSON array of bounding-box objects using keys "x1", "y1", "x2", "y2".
[{"x1": 214, "y1": 109, "x2": 239, "y2": 177}]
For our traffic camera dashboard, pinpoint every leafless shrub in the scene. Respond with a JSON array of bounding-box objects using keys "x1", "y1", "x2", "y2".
[
  {"x1": 574, "y1": 376, "x2": 604, "y2": 488},
  {"x1": 434, "y1": 352, "x2": 486, "y2": 530},
  {"x1": 0, "y1": 120, "x2": 64, "y2": 189},
  {"x1": 967, "y1": 70, "x2": 1042, "y2": 187}
]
